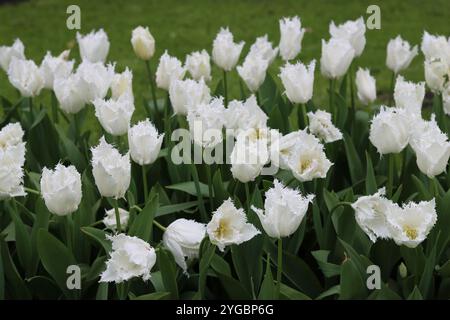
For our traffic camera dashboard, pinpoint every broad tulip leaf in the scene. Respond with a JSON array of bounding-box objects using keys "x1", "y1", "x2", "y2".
[
  {"x1": 157, "y1": 248, "x2": 179, "y2": 299},
  {"x1": 198, "y1": 238, "x2": 215, "y2": 299},
  {"x1": 128, "y1": 193, "x2": 159, "y2": 242},
  {"x1": 81, "y1": 227, "x2": 112, "y2": 253},
  {"x1": 166, "y1": 181, "x2": 210, "y2": 197},
  {"x1": 258, "y1": 256, "x2": 275, "y2": 300},
  {"x1": 132, "y1": 291, "x2": 171, "y2": 300}
]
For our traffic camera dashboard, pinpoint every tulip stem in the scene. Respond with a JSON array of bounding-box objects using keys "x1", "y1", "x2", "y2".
[
  {"x1": 142, "y1": 165, "x2": 148, "y2": 203},
  {"x1": 329, "y1": 201, "x2": 353, "y2": 215},
  {"x1": 387, "y1": 154, "x2": 394, "y2": 198},
  {"x1": 329, "y1": 79, "x2": 335, "y2": 121},
  {"x1": 145, "y1": 60, "x2": 158, "y2": 118},
  {"x1": 244, "y1": 183, "x2": 251, "y2": 214},
  {"x1": 190, "y1": 162, "x2": 208, "y2": 222},
  {"x1": 64, "y1": 215, "x2": 73, "y2": 252},
  {"x1": 24, "y1": 187, "x2": 40, "y2": 195},
  {"x1": 301, "y1": 103, "x2": 308, "y2": 129},
  {"x1": 51, "y1": 91, "x2": 59, "y2": 124},
  {"x1": 205, "y1": 164, "x2": 214, "y2": 210},
  {"x1": 388, "y1": 71, "x2": 395, "y2": 106},
  {"x1": 223, "y1": 70, "x2": 228, "y2": 106},
  {"x1": 276, "y1": 238, "x2": 283, "y2": 299},
  {"x1": 153, "y1": 220, "x2": 166, "y2": 232},
  {"x1": 113, "y1": 198, "x2": 122, "y2": 233}
]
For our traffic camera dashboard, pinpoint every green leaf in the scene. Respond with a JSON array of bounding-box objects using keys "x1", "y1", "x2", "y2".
[
  {"x1": 212, "y1": 169, "x2": 228, "y2": 207},
  {"x1": 280, "y1": 283, "x2": 311, "y2": 300},
  {"x1": 166, "y1": 182, "x2": 211, "y2": 197},
  {"x1": 129, "y1": 193, "x2": 159, "y2": 242},
  {"x1": 407, "y1": 286, "x2": 423, "y2": 300},
  {"x1": 312, "y1": 250, "x2": 341, "y2": 278},
  {"x1": 316, "y1": 285, "x2": 340, "y2": 300},
  {"x1": 339, "y1": 259, "x2": 368, "y2": 299},
  {"x1": 8, "y1": 201, "x2": 32, "y2": 274},
  {"x1": 418, "y1": 233, "x2": 439, "y2": 298},
  {"x1": 26, "y1": 276, "x2": 60, "y2": 300},
  {"x1": 0, "y1": 245, "x2": 3, "y2": 299},
  {"x1": 81, "y1": 227, "x2": 112, "y2": 253},
  {"x1": 365, "y1": 151, "x2": 377, "y2": 194},
  {"x1": 343, "y1": 132, "x2": 363, "y2": 184},
  {"x1": 156, "y1": 200, "x2": 200, "y2": 217},
  {"x1": 210, "y1": 254, "x2": 231, "y2": 277},
  {"x1": 258, "y1": 255, "x2": 275, "y2": 300},
  {"x1": 438, "y1": 260, "x2": 450, "y2": 278},
  {"x1": 157, "y1": 248, "x2": 179, "y2": 299},
  {"x1": 55, "y1": 124, "x2": 86, "y2": 171},
  {"x1": 198, "y1": 238, "x2": 215, "y2": 299},
  {"x1": 132, "y1": 291, "x2": 171, "y2": 300}
]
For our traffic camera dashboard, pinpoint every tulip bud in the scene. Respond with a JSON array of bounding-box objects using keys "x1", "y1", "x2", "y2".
[
  {"x1": 163, "y1": 218, "x2": 206, "y2": 272},
  {"x1": 185, "y1": 50, "x2": 211, "y2": 82},
  {"x1": 169, "y1": 78, "x2": 210, "y2": 115},
  {"x1": 155, "y1": 51, "x2": 186, "y2": 90},
  {"x1": 53, "y1": 73, "x2": 87, "y2": 114},
  {"x1": 320, "y1": 38, "x2": 355, "y2": 79},
  {"x1": 7, "y1": 57, "x2": 44, "y2": 97},
  {"x1": 307, "y1": 110, "x2": 342, "y2": 143},
  {"x1": 386, "y1": 36, "x2": 418, "y2": 74},
  {"x1": 369, "y1": 106, "x2": 410, "y2": 155},
  {"x1": 76, "y1": 29, "x2": 110, "y2": 63},
  {"x1": 248, "y1": 35, "x2": 279, "y2": 64},
  {"x1": 40, "y1": 51, "x2": 74, "y2": 90},
  {"x1": 91, "y1": 137, "x2": 131, "y2": 199},
  {"x1": 207, "y1": 198, "x2": 260, "y2": 251},
  {"x1": 398, "y1": 262, "x2": 408, "y2": 278},
  {"x1": 329, "y1": 17, "x2": 366, "y2": 57},
  {"x1": 94, "y1": 94, "x2": 135, "y2": 136},
  {"x1": 0, "y1": 38, "x2": 25, "y2": 72},
  {"x1": 76, "y1": 61, "x2": 115, "y2": 102},
  {"x1": 40, "y1": 164, "x2": 82, "y2": 216},
  {"x1": 237, "y1": 54, "x2": 269, "y2": 92},
  {"x1": 252, "y1": 180, "x2": 314, "y2": 238},
  {"x1": 393, "y1": 75, "x2": 425, "y2": 115},
  {"x1": 212, "y1": 27, "x2": 244, "y2": 71},
  {"x1": 131, "y1": 26, "x2": 155, "y2": 60},
  {"x1": 279, "y1": 60, "x2": 315, "y2": 104},
  {"x1": 279, "y1": 16, "x2": 305, "y2": 61},
  {"x1": 355, "y1": 67, "x2": 376, "y2": 105},
  {"x1": 421, "y1": 31, "x2": 450, "y2": 63},
  {"x1": 424, "y1": 58, "x2": 449, "y2": 93},
  {"x1": 100, "y1": 234, "x2": 156, "y2": 283},
  {"x1": 128, "y1": 119, "x2": 164, "y2": 165},
  {"x1": 103, "y1": 208, "x2": 129, "y2": 231},
  {"x1": 111, "y1": 68, "x2": 133, "y2": 100}
]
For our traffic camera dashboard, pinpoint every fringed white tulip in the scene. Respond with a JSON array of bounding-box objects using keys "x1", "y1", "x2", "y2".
[
  {"x1": 94, "y1": 93, "x2": 135, "y2": 136},
  {"x1": 131, "y1": 26, "x2": 155, "y2": 61},
  {"x1": 279, "y1": 60, "x2": 315, "y2": 104},
  {"x1": 212, "y1": 27, "x2": 244, "y2": 71},
  {"x1": 7, "y1": 57, "x2": 44, "y2": 97},
  {"x1": 248, "y1": 35, "x2": 278, "y2": 64},
  {"x1": 386, "y1": 36, "x2": 418, "y2": 74},
  {"x1": 185, "y1": 50, "x2": 211, "y2": 82},
  {"x1": 320, "y1": 38, "x2": 355, "y2": 79},
  {"x1": 128, "y1": 119, "x2": 164, "y2": 165},
  {"x1": 103, "y1": 208, "x2": 129, "y2": 231},
  {"x1": 393, "y1": 75, "x2": 425, "y2": 115},
  {"x1": 155, "y1": 51, "x2": 186, "y2": 90},
  {"x1": 329, "y1": 17, "x2": 366, "y2": 57},
  {"x1": 355, "y1": 67, "x2": 376, "y2": 105},
  {"x1": 0, "y1": 38, "x2": 25, "y2": 72},
  {"x1": 307, "y1": 109, "x2": 342, "y2": 143},
  {"x1": 279, "y1": 16, "x2": 305, "y2": 61},
  {"x1": 40, "y1": 50, "x2": 74, "y2": 90},
  {"x1": 77, "y1": 29, "x2": 110, "y2": 63},
  {"x1": 169, "y1": 78, "x2": 210, "y2": 115},
  {"x1": 237, "y1": 54, "x2": 269, "y2": 92}
]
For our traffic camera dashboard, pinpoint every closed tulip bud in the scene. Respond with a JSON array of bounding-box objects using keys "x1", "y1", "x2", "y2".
[
  {"x1": 94, "y1": 94, "x2": 135, "y2": 136},
  {"x1": 187, "y1": 97, "x2": 226, "y2": 148},
  {"x1": 421, "y1": 31, "x2": 450, "y2": 64},
  {"x1": 7, "y1": 57, "x2": 44, "y2": 97},
  {"x1": 91, "y1": 137, "x2": 131, "y2": 199},
  {"x1": 163, "y1": 219, "x2": 206, "y2": 272},
  {"x1": 252, "y1": 180, "x2": 314, "y2": 238},
  {"x1": 352, "y1": 188, "x2": 395, "y2": 242},
  {"x1": 100, "y1": 234, "x2": 156, "y2": 283},
  {"x1": 329, "y1": 17, "x2": 366, "y2": 57},
  {"x1": 393, "y1": 75, "x2": 425, "y2": 115},
  {"x1": 224, "y1": 95, "x2": 268, "y2": 134},
  {"x1": 212, "y1": 27, "x2": 244, "y2": 71},
  {"x1": 355, "y1": 67, "x2": 376, "y2": 105},
  {"x1": 111, "y1": 68, "x2": 133, "y2": 100},
  {"x1": 103, "y1": 208, "x2": 129, "y2": 231},
  {"x1": 155, "y1": 51, "x2": 186, "y2": 90},
  {"x1": 131, "y1": 26, "x2": 155, "y2": 61},
  {"x1": 76, "y1": 61, "x2": 115, "y2": 102},
  {"x1": 307, "y1": 109, "x2": 342, "y2": 143},
  {"x1": 77, "y1": 29, "x2": 110, "y2": 63},
  {"x1": 279, "y1": 16, "x2": 305, "y2": 61},
  {"x1": 369, "y1": 106, "x2": 410, "y2": 154},
  {"x1": 40, "y1": 51, "x2": 74, "y2": 90},
  {"x1": 279, "y1": 60, "x2": 315, "y2": 104},
  {"x1": 53, "y1": 73, "x2": 87, "y2": 114},
  {"x1": 386, "y1": 199, "x2": 437, "y2": 248},
  {"x1": 185, "y1": 50, "x2": 211, "y2": 82},
  {"x1": 40, "y1": 164, "x2": 82, "y2": 216},
  {"x1": 207, "y1": 198, "x2": 260, "y2": 251},
  {"x1": 0, "y1": 38, "x2": 25, "y2": 72},
  {"x1": 128, "y1": 119, "x2": 164, "y2": 165},
  {"x1": 424, "y1": 58, "x2": 449, "y2": 93},
  {"x1": 320, "y1": 38, "x2": 355, "y2": 79},
  {"x1": 409, "y1": 115, "x2": 450, "y2": 177},
  {"x1": 386, "y1": 36, "x2": 418, "y2": 74},
  {"x1": 169, "y1": 78, "x2": 210, "y2": 115},
  {"x1": 0, "y1": 123, "x2": 26, "y2": 199},
  {"x1": 237, "y1": 54, "x2": 269, "y2": 92},
  {"x1": 248, "y1": 35, "x2": 279, "y2": 64},
  {"x1": 287, "y1": 130, "x2": 332, "y2": 182}
]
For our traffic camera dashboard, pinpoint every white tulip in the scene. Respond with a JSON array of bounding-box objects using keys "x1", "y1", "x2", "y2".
[
  {"x1": 212, "y1": 27, "x2": 245, "y2": 71},
  {"x1": 248, "y1": 35, "x2": 279, "y2": 64},
  {"x1": 409, "y1": 115, "x2": 450, "y2": 177},
  {"x1": 40, "y1": 164, "x2": 82, "y2": 216},
  {"x1": 279, "y1": 60, "x2": 315, "y2": 104},
  {"x1": 0, "y1": 122, "x2": 25, "y2": 148},
  {"x1": 155, "y1": 51, "x2": 186, "y2": 90},
  {"x1": 307, "y1": 109, "x2": 342, "y2": 143},
  {"x1": 7, "y1": 57, "x2": 44, "y2": 97},
  {"x1": 0, "y1": 38, "x2": 25, "y2": 71},
  {"x1": 277, "y1": 131, "x2": 302, "y2": 169},
  {"x1": 329, "y1": 17, "x2": 366, "y2": 57},
  {"x1": 386, "y1": 36, "x2": 418, "y2": 73},
  {"x1": 131, "y1": 26, "x2": 155, "y2": 60},
  {"x1": 111, "y1": 68, "x2": 133, "y2": 100},
  {"x1": 100, "y1": 234, "x2": 156, "y2": 283},
  {"x1": 386, "y1": 199, "x2": 437, "y2": 248},
  {"x1": 169, "y1": 78, "x2": 210, "y2": 115},
  {"x1": 53, "y1": 73, "x2": 87, "y2": 114},
  {"x1": 91, "y1": 137, "x2": 131, "y2": 199},
  {"x1": 185, "y1": 50, "x2": 211, "y2": 81},
  {"x1": 352, "y1": 188, "x2": 395, "y2": 242},
  {"x1": 287, "y1": 130, "x2": 332, "y2": 182},
  {"x1": 76, "y1": 61, "x2": 115, "y2": 102},
  {"x1": 40, "y1": 50, "x2": 74, "y2": 90},
  {"x1": 424, "y1": 58, "x2": 449, "y2": 93},
  {"x1": 77, "y1": 29, "x2": 110, "y2": 63},
  {"x1": 128, "y1": 119, "x2": 164, "y2": 165},
  {"x1": 252, "y1": 179, "x2": 314, "y2": 238},
  {"x1": 187, "y1": 97, "x2": 226, "y2": 148},
  {"x1": 207, "y1": 198, "x2": 260, "y2": 251},
  {"x1": 393, "y1": 75, "x2": 425, "y2": 115},
  {"x1": 279, "y1": 16, "x2": 305, "y2": 61},
  {"x1": 320, "y1": 38, "x2": 355, "y2": 79},
  {"x1": 369, "y1": 106, "x2": 411, "y2": 155},
  {"x1": 421, "y1": 31, "x2": 450, "y2": 64},
  {"x1": 224, "y1": 95, "x2": 268, "y2": 135},
  {"x1": 163, "y1": 218, "x2": 206, "y2": 272},
  {"x1": 355, "y1": 67, "x2": 376, "y2": 105},
  {"x1": 237, "y1": 54, "x2": 269, "y2": 92},
  {"x1": 94, "y1": 93, "x2": 135, "y2": 136},
  {"x1": 103, "y1": 208, "x2": 129, "y2": 231}
]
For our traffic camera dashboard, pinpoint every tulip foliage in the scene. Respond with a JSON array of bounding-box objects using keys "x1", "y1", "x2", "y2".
[{"x1": 1, "y1": 16, "x2": 450, "y2": 301}]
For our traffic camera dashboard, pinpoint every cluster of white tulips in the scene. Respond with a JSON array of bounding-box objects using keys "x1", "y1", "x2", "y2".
[{"x1": 0, "y1": 13, "x2": 449, "y2": 300}]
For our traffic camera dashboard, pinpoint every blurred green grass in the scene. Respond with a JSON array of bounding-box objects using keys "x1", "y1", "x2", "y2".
[{"x1": 0, "y1": 0, "x2": 449, "y2": 124}]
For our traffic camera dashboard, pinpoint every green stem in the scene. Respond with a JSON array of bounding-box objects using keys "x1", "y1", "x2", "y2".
[
  {"x1": 190, "y1": 162, "x2": 208, "y2": 222},
  {"x1": 65, "y1": 215, "x2": 73, "y2": 251},
  {"x1": 329, "y1": 79, "x2": 335, "y2": 121},
  {"x1": 113, "y1": 198, "x2": 122, "y2": 233},
  {"x1": 142, "y1": 165, "x2": 148, "y2": 203},
  {"x1": 387, "y1": 154, "x2": 394, "y2": 198},
  {"x1": 276, "y1": 238, "x2": 283, "y2": 300},
  {"x1": 24, "y1": 187, "x2": 40, "y2": 195},
  {"x1": 349, "y1": 64, "x2": 355, "y2": 112},
  {"x1": 329, "y1": 201, "x2": 353, "y2": 215},
  {"x1": 206, "y1": 164, "x2": 214, "y2": 210},
  {"x1": 51, "y1": 91, "x2": 59, "y2": 124},
  {"x1": 244, "y1": 183, "x2": 251, "y2": 214},
  {"x1": 301, "y1": 103, "x2": 308, "y2": 129},
  {"x1": 145, "y1": 60, "x2": 158, "y2": 117},
  {"x1": 223, "y1": 70, "x2": 228, "y2": 106},
  {"x1": 388, "y1": 71, "x2": 396, "y2": 106},
  {"x1": 73, "y1": 113, "x2": 79, "y2": 145},
  {"x1": 153, "y1": 220, "x2": 167, "y2": 232}
]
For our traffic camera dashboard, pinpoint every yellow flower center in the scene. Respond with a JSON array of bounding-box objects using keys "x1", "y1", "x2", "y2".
[
  {"x1": 404, "y1": 226, "x2": 418, "y2": 240},
  {"x1": 298, "y1": 158, "x2": 312, "y2": 173},
  {"x1": 214, "y1": 219, "x2": 231, "y2": 239}
]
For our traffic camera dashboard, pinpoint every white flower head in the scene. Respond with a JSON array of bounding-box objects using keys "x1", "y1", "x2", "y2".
[
  {"x1": 0, "y1": 38, "x2": 25, "y2": 71},
  {"x1": 355, "y1": 67, "x2": 376, "y2": 105},
  {"x1": 224, "y1": 95, "x2": 268, "y2": 135},
  {"x1": 111, "y1": 68, "x2": 133, "y2": 100},
  {"x1": 128, "y1": 119, "x2": 164, "y2": 165},
  {"x1": 237, "y1": 54, "x2": 269, "y2": 92},
  {"x1": 393, "y1": 75, "x2": 425, "y2": 115},
  {"x1": 76, "y1": 61, "x2": 115, "y2": 102},
  {"x1": 307, "y1": 109, "x2": 342, "y2": 143},
  {"x1": 279, "y1": 60, "x2": 315, "y2": 104},
  {"x1": 103, "y1": 208, "x2": 130, "y2": 231},
  {"x1": 185, "y1": 50, "x2": 211, "y2": 81},
  {"x1": 53, "y1": 73, "x2": 88, "y2": 114},
  {"x1": 386, "y1": 36, "x2": 418, "y2": 73},
  {"x1": 248, "y1": 34, "x2": 279, "y2": 64},
  {"x1": 156, "y1": 51, "x2": 186, "y2": 90},
  {"x1": 424, "y1": 58, "x2": 449, "y2": 93},
  {"x1": 279, "y1": 16, "x2": 305, "y2": 61},
  {"x1": 212, "y1": 27, "x2": 245, "y2": 71},
  {"x1": 320, "y1": 38, "x2": 355, "y2": 79},
  {"x1": 131, "y1": 26, "x2": 155, "y2": 61},
  {"x1": 329, "y1": 17, "x2": 366, "y2": 57},
  {"x1": 40, "y1": 50, "x2": 74, "y2": 89},
  {"x1": 169, "y1": 78, "x2": 210, "y2": 115},
  {"x1": 7, "y1": 57, "x2": 44, "y2": 97},
  {"x1": 77, "y1": 29, "x2": 110, "y2": 63},
  {"x1": 421, "y1": 31, "x2": 450, "y2": 64},
  {"x1": 94, "y1": 93, "x2": 135, "y2": 136}
]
